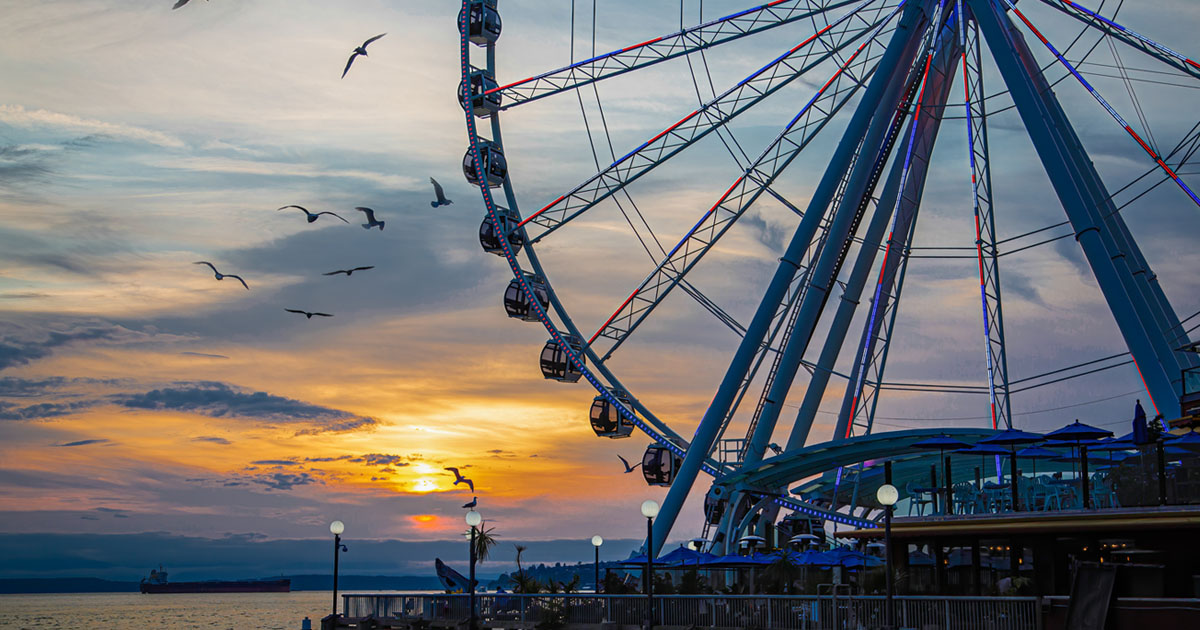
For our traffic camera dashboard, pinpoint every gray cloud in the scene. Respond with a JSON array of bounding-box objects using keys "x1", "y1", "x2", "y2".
[
  {"x1": 0, "y1": 376, "x2": 70, "y2": 398},
  {"x1": 246, "y1": 472, "x2": 318, "y2": 491},
  {"x1": 739, "y1": 211, "x2": 786, "y2": 253},
  {"x1": 179, "y1": 352, "x2": 230, "y2": 359},
  {"x1": 355, "y1": 454, "x2": 410, "y2": 467},
  {"x1": 191, "y1": 436, "x2": 232, "y2": 445},
  {"x1": 113, "y1": 381, "x2": 376, "y2": 434},
  {"x1": 0, "y1": 143, "x2": 54, "y2": 186},
  {"x1": 53, "y1": 439, "x2": 110, "y2": 447},
  {"x1": 0, "y1": 401, "x2": 95, "y2": 421},
  {"x1": 0, "y1": 324, "x2": 132, "y2": 372}
]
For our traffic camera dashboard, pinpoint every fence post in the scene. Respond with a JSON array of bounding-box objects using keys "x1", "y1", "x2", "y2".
[
  {"x1": 944, "y1": 598, "x2": 951, "y2": 630},
  {"x1": 520, "y1": 595, "x2": 526, "y2": 623}
]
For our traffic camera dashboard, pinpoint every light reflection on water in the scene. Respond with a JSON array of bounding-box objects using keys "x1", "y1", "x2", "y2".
[{"x1": 0, "y1": 591, "x2": 423, "y2": 630}]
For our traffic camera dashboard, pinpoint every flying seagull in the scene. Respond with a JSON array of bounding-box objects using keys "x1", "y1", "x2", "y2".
[
  {"x1": 462, "y1": 497, "x2": 477, "y2": 509},
  {"x1": 277, "y1": 205, "x2": 349, "y2": 224},
  {"x1": 285, "y1": 308, "x2": 333, "y2": 319},
  {"x1": 355, "y1": 207, "x2": 385, "y2": 231},
  {"x1": 172, "y1": 0, "x2": 204, "y2": 9},
  {"x1": 445, "y1": 467, "x2": 475, "y2": 492},
  {"x1": 193, "y1": 261, "x2": 249, "y2": 290},
  {"x1": 323, "y1": 266, "x2": 375, "y2": 277},
  {"x1": 617, "y1": 454, "x2": 641, "y2": 474},
  {"x1": 430, "y1": 178, "x2": 452, "y2": 208},
  {"x1": 342, "y1": 33, "x2": 386, "y2": 79}
]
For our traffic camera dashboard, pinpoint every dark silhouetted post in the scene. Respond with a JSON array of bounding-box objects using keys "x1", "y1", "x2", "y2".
[
  {"x1": 642, "y1": 500, "x2": 659, "y2": 630},
  {"x1": 466, "y1": 510, "x2": 482, "y2": 630},
  {"x1": 1081, "y1": 445, "x2": 1091, "y2": 508},
  {"x1": 330, "y1": 521, "x2": 347, "y2": 619},
  {"x1": 877, "y1": 469, "x2": 898, "y2": 630},
  {"x1": 592, "y1": 535, "x2": 603, "y2": 594}
]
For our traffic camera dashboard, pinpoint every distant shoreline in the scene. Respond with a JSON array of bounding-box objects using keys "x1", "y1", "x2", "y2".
[{"x1": 0, "y1": 574, "x2": 495, "y2": 595}]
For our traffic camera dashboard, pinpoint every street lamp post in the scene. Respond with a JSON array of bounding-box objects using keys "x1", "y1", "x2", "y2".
[
  {"x1": 466, "y1": 510, "x2": 482, "y2": 630},
  {"x1": 329, "y1": 520, "x2": 348, "y2": 619},
  {"x1": 641, "y1": 499, "x2": 659, "y2": 630},
  {"x1": 592, "y1": 535, "x2": 604, "y2": 594},
  {"x1": 877, "y1": 484, "x2": 898, "y2": 630}
]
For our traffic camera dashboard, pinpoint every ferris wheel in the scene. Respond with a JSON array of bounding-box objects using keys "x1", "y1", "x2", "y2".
[{"x1": 458, "y1": 0, "x2": 1200, "y2": 553}]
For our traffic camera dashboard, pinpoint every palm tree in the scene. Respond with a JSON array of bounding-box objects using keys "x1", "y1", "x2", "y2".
[
  {"x1": 511, "y1": 544, "x2": 542, "y2": 593},
  {"x1": 515, "y1": 544, "x2": 527, "y2": 577},
  {"x1": 470, "y1": 522, "x2": 498, "y2": 563}
]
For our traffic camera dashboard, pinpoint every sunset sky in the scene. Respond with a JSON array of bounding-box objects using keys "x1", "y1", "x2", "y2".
[{"x1": 2, "y1": 0, "x2": 1199, "y2": 579}]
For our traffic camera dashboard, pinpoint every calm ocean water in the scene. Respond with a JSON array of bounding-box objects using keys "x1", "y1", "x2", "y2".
[{"x1": 0, "y1": 591, "x2": 419, "y2": 630}]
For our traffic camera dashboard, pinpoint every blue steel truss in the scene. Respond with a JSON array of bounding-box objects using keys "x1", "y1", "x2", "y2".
[{"x1": 460, "y1": 0, "x2": 1198, "y2": 555}]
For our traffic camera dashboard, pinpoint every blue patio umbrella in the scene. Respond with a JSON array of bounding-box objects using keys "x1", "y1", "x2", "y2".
[
  {"x1": 1052, "y1": 451, "x2": 1115, "y2": 464},
  {"x1": 1166, "y1": 445, "x2": 1199, "y2": 459},
  {"x1": 957, "y1": 443, "x2": 1012, "y2": 455},
  {"x1": 658, "y1": 546, "x2": 716, "y2": 568},
  {"x1": 978, "y1": 428, "x2": 1045, "y2": 446},
  {"x1": 817, "y1": 547, "x2": 883, "y2": 568},
  {"x1": 979, "y1": 429, "x2": 1044, "y2": 510},
  {"x1": 912, "y1": 434, "x2": 971, "y2": 513},
  {"x1": 1170, "y1": 431, "x2": 1200, "y2": 451},
  {"x1": 1016, "y1": 446, "x2": 1062, "y2": 477},
  {"x1": 703, "y1": 552, "x2": 776, "y2": 568},
  {"x1": 1089, "y1": 438, "x2": 1136, "y2": 452},
  {"x1": 1047, "y1": 421, "x2": 1113, "y2": 487},
  {"x1": 1045, "y1": 420, "x2": 1114, "y2": 442},
  {"x1": 957, "y1": 442, "x2": 1012, "y2": 494},
  {"x1": 1113, "y1": 431, "x2": 1179, "y2": 443}
]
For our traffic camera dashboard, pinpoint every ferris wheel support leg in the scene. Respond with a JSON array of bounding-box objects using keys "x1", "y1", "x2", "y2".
[
  {"x1": 646, "y1": 0, "x2": 937, "y2": 556},
  {"x1": 969, "y1": 0, "x2": 1182, "y2": 417},
  {"x1": 743, "y1": 2, "x2": 944, "y2": 468},
  {"x1": 789, "y1": 31, "x2": 960, "y2": 449}
]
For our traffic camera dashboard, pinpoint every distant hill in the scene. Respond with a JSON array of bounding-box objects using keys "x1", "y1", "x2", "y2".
[
  {"x1": 0, "y1": 574, "x2": 464, "y2": 594},
  {"x1": 0, "y1": 578, "x2": 139, "y2": 594}
]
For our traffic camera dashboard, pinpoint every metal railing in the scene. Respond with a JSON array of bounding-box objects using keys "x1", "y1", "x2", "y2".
[{"x1": 343, "y1": 592, "x2": 1040, "y2": 629}]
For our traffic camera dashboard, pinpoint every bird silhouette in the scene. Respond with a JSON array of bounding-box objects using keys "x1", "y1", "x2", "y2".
[
  {"x1": 193, "y1": 261, "x2": 249, "y2": 290},
  {"x1": 445, "y1": 467, "x2": 475, "y2": 492},
  {"x1": 430, "y1": 178, "x2": 452, "y2": 208},
  {"x1": 617, "y1": 454, "x2": 641, "y2": 474},
  {"x1": 278, "y1": 205, "x2": 348, "y2": 224},
  {"x1": 323, "y1": 266, "x2": 375, "y2": 277},
  {"x1": 355, "y1": 207, "x2": 385, "y2": 231},
  {"x1": 285, "y1": 309, "x2": 333, "y2": 319},
  {"x1": 342, "y1": 33, "x2": 386, "y2": 79},
  {"x1": 172, "y1": 0, "x2": 204, "y2": 9},
  {"x1": 462, "y1": 497, "x2": 478, "y2": 509}
]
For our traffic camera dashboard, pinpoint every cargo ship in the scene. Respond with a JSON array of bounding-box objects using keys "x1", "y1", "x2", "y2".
[{"x1": 139, "y1": 566, "x2": 290, "y2": 594}]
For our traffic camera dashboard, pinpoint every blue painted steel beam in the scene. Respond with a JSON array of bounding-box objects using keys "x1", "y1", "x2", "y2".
[
  {"x1": 646, "y1": 0, "x2": 935, "y2": 556},
  {"x1": 968, "y1": 0, "x2": 1181, "y2": 417},
  {"x1": 723, "y1": 427, "x2": 996, "y2": 489},
  {"x1": 743, "y1": 0, "x2": 945, "y2": 467},
  {"x1": 789, "y1": 16, "x2": 961, "y2": 450}
]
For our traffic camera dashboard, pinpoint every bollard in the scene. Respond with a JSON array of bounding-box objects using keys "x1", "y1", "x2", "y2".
[{"x1": 301, "y1": 616, "x2": 312, "y2": 630}]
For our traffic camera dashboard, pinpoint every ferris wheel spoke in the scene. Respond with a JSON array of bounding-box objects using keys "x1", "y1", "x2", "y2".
[
  {"x1": 516, "y1": 0, "x2": 904, "y2": 244},
  {"x1": 488, "y1": 0, "x2": 870, "y2": 109},
  {"x1": 588, "y1": 9, "x2": 908, "y2": 361},
  {"x1": 1037, "y1": 0, "x2": 1200, "y2": 80},
  {"x1": 999, "y1": 0, "x2": 1200, "y2": 210},
  {"x1": 959, "y1": 4, "x2": 1012, "y2": 431}
]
